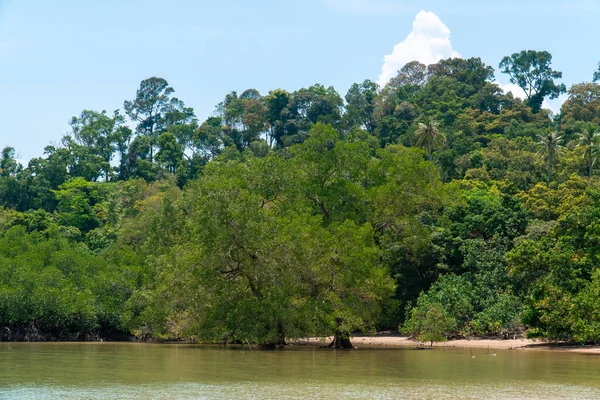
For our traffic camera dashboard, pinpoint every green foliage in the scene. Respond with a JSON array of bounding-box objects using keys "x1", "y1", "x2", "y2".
[
  {"x1": 0, "y1": 226, "x2": 137, "y2": 340},
  {"x1": 414, "y1": 119, "x2": 446, "y2": 158},
  {"x1": 500, "y1": 50, "x2": 566, "y2": 113},
  {"x1": 5, "y1": 55, "x2": 600, "y2": 344},
  {"x1": 403, "y1": 303, "x2": 453, "y2": 346}
]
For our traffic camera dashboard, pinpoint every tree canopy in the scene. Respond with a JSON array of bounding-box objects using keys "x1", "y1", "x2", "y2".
[{"x1": 3, "y1": 51, "x2": 600, "y2": 346}]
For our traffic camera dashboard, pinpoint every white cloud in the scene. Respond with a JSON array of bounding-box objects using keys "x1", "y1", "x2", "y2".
[
  {"x1": 377, "y1": 11, "x2": 460, "y2": 87},
  {"x1": 498, "y1": 82, "x2": 526, "y2": 100},
  {"x1": 542, "y1": 94, "x2": 568, "y2": 116},
  {"x1": 498, "y1": 82, "x2": 567, "y2": 115}
]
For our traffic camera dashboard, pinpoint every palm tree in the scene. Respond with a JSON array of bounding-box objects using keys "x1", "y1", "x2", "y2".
[
  {"x1": 536, "y1": 129, "x2": 564, "y2": 186},
  {"x1": 414, "y1": 119, "x2": 446, "y2": 158},
  {"x1": 576, "y1": 124, "x2": 600, "y2": 179}
]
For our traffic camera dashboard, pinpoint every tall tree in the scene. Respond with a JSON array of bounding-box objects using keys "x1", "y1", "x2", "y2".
[
  {"x1": 124, "y1": 77, "x2": 193, "y2": 161},
  {"x1": 124, "y1": 77, "x2": 174, "y2": 149},
  {"x1": 344, "y1": 80, "x2": 379, "y2": 133},
  {"x1": 397, "y1": 61, "x2": 428, "y2": 86},
  {"x1": 429, "y1": 57, "x2": 495, "y2": 91},
  {"x1": 239, "y1": 89, "x2": 269, "y2": 146},
  {"x1": 69, "y1": 109, "x2": 125, "y2": 181},
  {"x1": 114, "y1": 126, "x2": 133, "y2": 180},
  {"x1": 265, "y1": 89, "x2": 291, "y2": 147},
  {"x1": 577, "y1": 124, "x2": 600, "y2": 179},
  {"x1": 414, "y1": 119, "x2": 446, "y2": 158},
  {"x1": 560, "y1": 83, "x2": 600, "y2": 126},
  {"x1": 192, "y1": 117, "x2": 227, "y2": 159},
  {"x1": 217, "y1": 89, "x2": 268, "y2": 151},
  {"x1": 0, "y1": 147, "x2": 18, "y2": 177},
  {"x1": 499, "y1": 50, "x2": 566, "y2": 113},
  {"x1": 594, "y1": 62, "x2": 600, "y2": 83},
  {"x1": 537, "y1": 129, "x2": 564, "y2": 185},
  {"x1": 280, "y1": 85, "x2": 343, "y2": 146}
]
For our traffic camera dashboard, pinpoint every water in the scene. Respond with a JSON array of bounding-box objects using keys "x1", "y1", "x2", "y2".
[{"x1": 0, "y1": 343, "x2": 599, "y2": 399}]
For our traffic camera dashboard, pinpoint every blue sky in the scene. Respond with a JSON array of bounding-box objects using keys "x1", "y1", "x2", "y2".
[{"x1": 1, "y1": 0, "x2": 599, "y2": 161}]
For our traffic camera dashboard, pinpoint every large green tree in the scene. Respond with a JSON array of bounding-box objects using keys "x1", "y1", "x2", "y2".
[
  {"x1": 344, "y1": 79, "x2": 378, "y2": 133},
  {"x1": 499, "y1": 50, "x2": 566, "y2": 113},
  {"x1": 124, "y1": 77, "x2": 194, "y2": 161}
]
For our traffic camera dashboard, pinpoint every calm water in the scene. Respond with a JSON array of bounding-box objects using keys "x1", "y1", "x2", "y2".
[{"x1": 1, "y1": 343, "x2": 599, "y2": 399}]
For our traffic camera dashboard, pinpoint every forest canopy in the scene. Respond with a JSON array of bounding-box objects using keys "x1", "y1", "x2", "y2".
[{"x1": 2, "y1": 50, "x2": 600, "y2": 346}]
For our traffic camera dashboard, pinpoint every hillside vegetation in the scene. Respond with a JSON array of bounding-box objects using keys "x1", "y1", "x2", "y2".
[{"x1": 2, "y1": 53, "x2": 600, "y2": 346}]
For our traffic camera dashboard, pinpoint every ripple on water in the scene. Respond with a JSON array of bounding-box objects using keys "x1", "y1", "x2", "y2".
[{"x1": 2, "y1": 382, "x2": 600, "y2": 400}]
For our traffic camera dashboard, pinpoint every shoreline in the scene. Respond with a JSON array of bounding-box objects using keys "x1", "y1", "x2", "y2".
[
  {"x1": 291, "y1": 335, "x2": 600, "y2": 354},
  {"x1": 2, "y1": 335, "x2": 600, "y2": 355}
]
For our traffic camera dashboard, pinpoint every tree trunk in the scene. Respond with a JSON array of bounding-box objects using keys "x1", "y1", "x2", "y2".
[
  {"x1": 547, "y1": 155, "x2": 552, "y2": 186},
  {"x1": 328, "y1": 333, "x2": 353, "y2": 349}
]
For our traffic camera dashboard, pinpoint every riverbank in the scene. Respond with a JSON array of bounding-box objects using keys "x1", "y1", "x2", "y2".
[{"x1": 291, "y1": 335, "x2": 600, "y2": 354}]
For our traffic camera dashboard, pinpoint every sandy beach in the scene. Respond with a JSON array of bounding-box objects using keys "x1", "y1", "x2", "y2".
[{"x1": 292, "y1": 335, "x2": 600, "y2": 354}]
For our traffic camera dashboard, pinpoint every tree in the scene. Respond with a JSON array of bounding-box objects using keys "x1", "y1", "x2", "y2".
[
  {"x1": 344, "y1": 79, "x2": 378, "y2": 133},
  {"x1": 192, "y1": 117, "x2": 227, "y2": 159},
  {"x1": 0, "y1": 147, "x2": 22, "y2": 210},
  {"x1": 429, "y1": 57, "x2": 495, "y2": 91},
  {"x1": 576, "y1": 124, "x2": 600, "y2": 179},
  {"x1": 368, "y1": 145, "x2": 445, "y2": 321},
  {"x1": 560, "y1": 83, "x2": 600, "y2": 127},
  {"x1": 414, "y1": 119, "x2": 446, "y2": 158},
  {"x1": 156, "y1": 132, "x2": 184, "y2": 174},
  {"x1": 69, "y1": 110, "x2": 125, "y2": 181},
  {"x1": 536, "y1": 129, "x2": 564, "y2": 185},
  {"x1": 499, "y1": 50, "x2": 566, "y2": 113},
  {"x1": 325, "y1": 222, "x2": 395, "y2": 349},
  {"x1": 265, "y1": 89, "x2": 291, "y2": 147},
  {"x1": 412, "y1": 304, "x2": 453, "y2": 347},
  {"x1": 124, "y1": 77, "x2": 193, "y2": 161},
  {"x1": 0, "y1": 147, "x2": 18, "y2": 177},
  {"x1": 178, "y1": 158, "x2": 319, "y2": 347},
  {"x1": 402, "y1": 276, "x2": 467, "y2": 346},
  {"x1": 124, "y1": 77, "x2": 173, "y2": 147},
  {"x1": 280, "y1": 85, "x2": 343, "y2": 146},
  {"x1": 126, "y1": 136, "x2": 156, "y2": 181},
  {"x1": 291, "y1": 123, "x2": 371, "y2": 224},
  {"x1": 594, "y1": 62, "x2": 600, "y2": 83},
  {"x1": 114, "y1": 126, "x2": 133, "y2": 180},
  {"x1": 217, "y1": 90, "x2": 268, "y2": 151},
  {"x1": 54, "y1": 177, "x2": 105, "y2": 233},
  {"x1": 238, "y1": 90, "x2": 269, "y2": 148},
  {"x1": 397, "y1": 61, "x2": 428, "y2": 86}
]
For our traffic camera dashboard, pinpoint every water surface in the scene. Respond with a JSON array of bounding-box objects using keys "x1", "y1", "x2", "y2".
[{"x1": 0, "y1": 343, "x2": 599, "y2": 399}]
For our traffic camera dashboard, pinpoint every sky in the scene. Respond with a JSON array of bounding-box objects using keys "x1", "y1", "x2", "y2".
[{"x1": 1, "y1": 0, "x2": 599, "y2": 162}]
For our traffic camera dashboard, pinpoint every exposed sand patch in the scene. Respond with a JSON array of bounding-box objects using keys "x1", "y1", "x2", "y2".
[{"x1": 291, "y1": 335, "x2": 600, "y2": 354}]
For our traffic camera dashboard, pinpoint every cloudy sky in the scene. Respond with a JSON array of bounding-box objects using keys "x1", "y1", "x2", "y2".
[{"x1": 1, "y1": 0, "x2": 599, "y2": 161}]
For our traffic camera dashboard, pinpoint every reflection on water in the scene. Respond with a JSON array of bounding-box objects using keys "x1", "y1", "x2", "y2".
[{"x1": 0, "y1": 343, "x2": 599, "y2": 399}]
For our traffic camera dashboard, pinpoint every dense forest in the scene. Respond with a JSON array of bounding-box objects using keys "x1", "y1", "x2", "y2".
[{"x1": 2, "y1": 51, "x2": 600, "y2": 347}]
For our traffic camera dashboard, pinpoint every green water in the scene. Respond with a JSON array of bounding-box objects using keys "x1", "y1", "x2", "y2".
[{"x1": 0, "y1": 343, "x2": 599, "y2": 399}]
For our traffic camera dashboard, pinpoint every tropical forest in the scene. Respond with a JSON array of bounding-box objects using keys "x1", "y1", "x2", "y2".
[{"x1": 3, "y1": 51, "x2": 600, "y2": 349}]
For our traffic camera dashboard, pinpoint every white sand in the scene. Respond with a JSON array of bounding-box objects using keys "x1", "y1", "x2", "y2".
[{"x1": 291, "y1": 335, "x2": 600, "y2": 353}]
